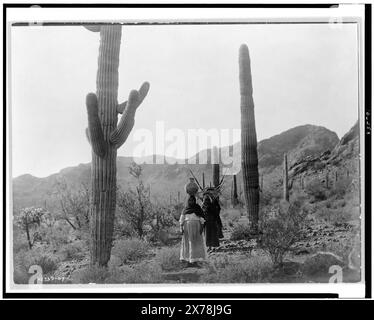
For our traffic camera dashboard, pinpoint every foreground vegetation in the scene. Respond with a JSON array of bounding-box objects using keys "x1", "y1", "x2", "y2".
[{"x1": 13, "y1": 164, "x2": 361, "y2": 284}]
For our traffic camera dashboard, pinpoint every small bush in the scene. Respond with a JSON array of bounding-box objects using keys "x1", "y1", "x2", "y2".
[
  {"x1": 259, "y1": 199, "x2": 308, "y2": 266},
  {"x1": 201, "y1": 255, "x2": 273, "y2": 283},
  {"x1": 121, "y1": 262, "x2": 163, "y2": 283},
  {"x1": 14, "y1": 247, "x2": 59, "y2": 277},
  {"x1": 230, "y1": 224, "x2": 253, "y2": 241},
  {"x1": 155, "y1": 247, "x2": 181, "y2": 271},
  {"x1": 108, "y1": 255, "x2": 122, "y2": 268},
  {"x1": 111, "y1": 239, "x2": 150, "y2": 264},
  {"x1": 57, "y1": 241, "x2": 87, "y2": 261}
]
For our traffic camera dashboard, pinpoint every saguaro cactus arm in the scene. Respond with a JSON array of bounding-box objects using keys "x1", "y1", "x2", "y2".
[
  {"x1": 86, "y1": 92, "x2": 106, "y2": 157},
  {"x1": 116, "y1": 82, "x2": 150, "y2": 114},
  {"x1": 85, "y1": 127, "x2": 91, "y2": 144},
  {"x1": 110, "y1": 82, "x2": 150, "y2": 148}
]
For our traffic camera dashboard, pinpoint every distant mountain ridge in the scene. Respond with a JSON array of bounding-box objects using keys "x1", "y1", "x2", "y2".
[{"x1": 12, "y1": 123, "x2": 356, "y2": 211}]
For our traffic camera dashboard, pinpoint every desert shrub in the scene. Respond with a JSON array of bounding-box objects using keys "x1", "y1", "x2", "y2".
[
  {"x1": 155, "y1": 247, "x2": 181, "y2": 271},
  {"x1": 260, "y1": 189, "x2": 277, "y2": 207},
  {"x1": 43, "y1": 224, "x2": 71, "y2": 250},
  {"x1": 230, "y1": 224, "x2": 253, "y2": 241},
  {"x1": 111, "y1": 239, "x2": 150, "y2": 264},
  {"x1": 57, "y1": 241, "x2": 87, "y2": 261},
  {"x1": 14, "y1": 247, "x2": 59, "y2": 277},
  {"x1": 305, "y1": 179, "x2": 327, "y2": 202},
  {"x1": 302, "y1": 252, "x2": 344, "y2": 277},
  {"x1": 259, "y1": 199, "x2": 308, "y2": 266},
  {"x1": 121, "y1": 262, "x2": 163, "y2": 283},
  {"x1": 201, "y1": 255, "x2": 273, "y2": 283},
  {"x1": 114, "y1": 220, "x2": 137, "y2": 239},
  {"x1": 108, "y1": 255, "x2": 123, "y2": 268}
]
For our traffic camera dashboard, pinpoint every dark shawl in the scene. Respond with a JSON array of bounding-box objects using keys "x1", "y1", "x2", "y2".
[{"x1": 182, "y1": 202, "x2": 205, "y2": 218}]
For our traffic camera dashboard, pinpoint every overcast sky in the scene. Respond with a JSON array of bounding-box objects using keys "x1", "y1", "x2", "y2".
[{"x1": 11, "y1": 23, "x2": 358, "y2": 177}]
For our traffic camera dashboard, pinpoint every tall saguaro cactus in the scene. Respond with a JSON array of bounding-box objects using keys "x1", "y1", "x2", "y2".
[
  {"x1": 212, "y1": 147, "x2": 220, "y2": 187},
  {"x1": 231, "y1": 174, "x2": 239, "y2": 206},
  {"x1": 85, "y1": 25, "x2": 150, "y2": 266},
  {"x1": 239, "y1": 44, "x2": 259, "y2": 233},
  {"x1": 283, "y1": 154, "x2": 289, "y2": 202}
]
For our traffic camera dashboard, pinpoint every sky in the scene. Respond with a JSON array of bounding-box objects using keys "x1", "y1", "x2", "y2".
[{"x1": 11, "y1": 23, "x2": 358, "y2": 178}]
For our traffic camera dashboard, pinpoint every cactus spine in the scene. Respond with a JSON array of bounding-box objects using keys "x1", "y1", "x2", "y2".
[
  {"x1": 202, "y1": 172, "x2": 205, "y2": 189},
  {"x1": 283, "y1": 154, "x2": 289, "y2": 202},
  {"x1": 85, "y1": 25, "x2": 149, "y2": 266},
  {"x1": 239, "y1": 44, "x2": 259, "y2": 233}
]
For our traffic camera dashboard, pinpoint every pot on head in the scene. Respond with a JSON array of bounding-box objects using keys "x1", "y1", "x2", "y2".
[{"x1": 185, "y1": 177, "x2": 199, "y2": 196}]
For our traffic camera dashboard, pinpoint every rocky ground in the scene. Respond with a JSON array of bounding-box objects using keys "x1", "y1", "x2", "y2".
[{"x1": 52, "y1": 215, "x2": 361, "y2": 284}]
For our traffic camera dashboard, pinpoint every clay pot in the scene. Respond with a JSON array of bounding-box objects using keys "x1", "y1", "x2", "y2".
[{"x1": 185, "y1": 178, "x2": 198, "y2": 196}]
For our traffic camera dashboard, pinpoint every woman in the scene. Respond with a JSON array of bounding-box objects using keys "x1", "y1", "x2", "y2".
[
  {"x1": 179, "y1": 195, "x2": 207, "y2": 266},
  {"x1": 202, "y1": 194, "x2": 220, "y2": 250}
]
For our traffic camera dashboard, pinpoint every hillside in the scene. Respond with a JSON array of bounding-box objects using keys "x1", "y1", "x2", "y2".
[{"x1": 12, "y1": 123, "x2": 355, "y2": 212}]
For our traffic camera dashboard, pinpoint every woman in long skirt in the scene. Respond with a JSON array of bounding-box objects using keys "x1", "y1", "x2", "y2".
[
  {"x1": 202, "y1": 194, "x2": 220, "y2": 249},
  {"x1": 179, "y1": 195, "x2": 207, "y2": 266}
]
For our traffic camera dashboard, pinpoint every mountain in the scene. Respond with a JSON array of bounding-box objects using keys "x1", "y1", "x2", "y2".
[
  {"x1": 12, "y1": 123, "x2": 354, "y2": 211},
  {"x1": 258, "y1": 125, "x2": 339, "y2": 171}
]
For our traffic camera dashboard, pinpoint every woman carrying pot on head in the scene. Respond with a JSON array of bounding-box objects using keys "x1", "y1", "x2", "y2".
[
  {"x1": 179, "y1": 195, "x2": 207, "y2": 267},
  {"x1": 202, "y1": 192, "x2": 221, "y2": 251}
]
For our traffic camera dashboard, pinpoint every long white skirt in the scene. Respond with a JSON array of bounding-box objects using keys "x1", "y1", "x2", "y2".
[{"x1": 180, "y1": 219, "x2": 207, "y2": 263}]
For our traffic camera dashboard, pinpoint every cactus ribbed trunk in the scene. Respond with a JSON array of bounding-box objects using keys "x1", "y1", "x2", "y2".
[
  {"x1": 239, "y1": 44, "x2": 259, "y2": 233},
  {"x1": 85, "y1": 25, "x2": 149, "y2": 266},
  {"x1": 212, "y1": 147, "x2": 220, "y2": 187},
  {"x1": 89, "y1": 26, "x2": 121, "y2": 266},
  {"x1": 213, "y1": 164, "x2": 220, "y2": 188},
  {"x1": 232, "y1": 174, "x2": 238, "y2": 206},
  {"x1": 283, "y1": 154, "x2": 289, "y2": 202}
]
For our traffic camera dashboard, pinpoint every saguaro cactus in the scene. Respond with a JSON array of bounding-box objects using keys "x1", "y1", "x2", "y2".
[
  {"x1": 212, "y1": 147, "x2": 220, "y2": 187},
  {"x1": 231, "y1": 174, "x2": 239, "y2": 206},
  {"x1": 239, "y1": 44, "x2": 259, "y2": 233},
  {"x1": 283, "y1": 154, "x2": 289, "y2": 202},
  {"x1": 325, "y1": 171, "x2": 329, "y2": 189},
  {"x1": 85, "y1": 25, "x2": 150, "y2": 266}
]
